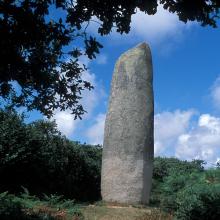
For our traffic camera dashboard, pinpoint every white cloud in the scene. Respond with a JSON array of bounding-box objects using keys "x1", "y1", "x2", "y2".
[
  {"x1": 155, "y1": 77, "x2": 220, "y2": 164},
  {"x1": 176, "y1": 114, "x2": 220, "y2": 165},
  {"x1": 154, "y1": 110, "x2": 220, "y2": 165},
  {"x1": 130, "y1": 6, "x2": 185, "y2": 42},
  {"x1": 86, "y1": 5, "x2": 195, "y2": 58},
  {"x1": 86, "y1": 113, "x2": 106, "y2": 145},
  {"x1": 52, "y1": 68, "x2": 106, "y2": 138},
  {"x1": 211, "y1": 76, "x2": 220, "y2": 110},
  {"x1": 154, "y1": 110, "x2": 195, "y2": 155},
  {"x1": 52, "y1": 111, "x2": 79, "y2": 136},
  {"x1": 96, "y1": 5, "x2": 194, "y2": 47}
]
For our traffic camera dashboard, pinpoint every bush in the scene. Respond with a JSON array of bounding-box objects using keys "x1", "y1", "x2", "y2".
[
  {"x1": 159, "y1": 171, "x2": 205, "y2": 212},
  {"x1": 0, "y1": 192, "x2": 24, "y2": 220},
  {"x1": 0, "y1": 108, "x2": 102, "y2": 201},
  {"x1": 0, "y1": 191, "x2": 84, "y2": 220},
  {"x1": 153, "y1": 157, "x2": 205, "y2": 182},
  {"x1": 174, "y1": 169, "x2": 220, "y2": 220},
  {"x1": 150, "y1": 157, "x2": 220, "y2": 220},
  {"x1": 175, "y1": 183, "x2": 220, "y2": 220},
  {"x1": 153, "y1": 166, "x2": 220, "y2": 219},
  {"x1": 150, "y1": 157, "x2": 205, "y2": 207}
]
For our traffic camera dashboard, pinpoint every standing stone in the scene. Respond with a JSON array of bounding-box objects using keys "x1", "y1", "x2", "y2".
[{"x1": 101, "y1": 42, "x2": 154, "y2": 205}]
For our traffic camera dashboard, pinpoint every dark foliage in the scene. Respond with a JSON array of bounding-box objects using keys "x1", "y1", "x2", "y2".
[
  {"x1": 151, "y1": 157, "x2": 220, "y2": 219},
  {"x1": 151, "y1": 157, "x2": 205, "y2": 206},
  {"x1": 174, "y1": 169, "x2": 220, "y2": 220},
  {"x1": 0, "y1": 192, "x2": 24, "y2": 220},
  {"x1": 1, "y1": 1, "x2": 220, "y2": 117},
  {"x1": 0, "y1": 0, "x2": 102, "y2": 118},
  {"x1": 0, "y1": 108, "x2": 102, "y2": 201},
  {"x1": 153, "y1": 157, "x2": 205, "y2": 181},
  {"x1": 0, "y1": 191, "x2": 83, "y2": 220},
  {"x1": 71, "y1": 0, "x2": 220, "y2": 36}
]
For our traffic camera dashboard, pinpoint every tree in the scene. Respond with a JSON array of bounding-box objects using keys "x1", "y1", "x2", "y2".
[
  {"x1": 1, "y1": 0, "x2": 220, "y2": 118},
  {"x1": 0, "y1": 108, "x2": 102, "y2": 200}
]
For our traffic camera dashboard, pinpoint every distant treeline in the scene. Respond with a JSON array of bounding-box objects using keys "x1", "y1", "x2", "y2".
[{"x1": 0, "y1": 108, "x2": 220, "y2": 219}]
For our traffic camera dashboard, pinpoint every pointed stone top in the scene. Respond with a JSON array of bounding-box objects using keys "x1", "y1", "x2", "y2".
[
  {"x1": 135, "y1": 42, "x2": 150, "y2": 50},
  {"x1": 133, "y1": 42, "x2": 151, "y2": 55},
  {"x1": 118, "y1": 42, "x2": 151, "y2": 63}
]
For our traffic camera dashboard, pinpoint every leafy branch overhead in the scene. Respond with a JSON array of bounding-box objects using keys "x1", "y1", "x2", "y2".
[{"x1": 1, "y1": 0, "x2": 220, "y2": 117}]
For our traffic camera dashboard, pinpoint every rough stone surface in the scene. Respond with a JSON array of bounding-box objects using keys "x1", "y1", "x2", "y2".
[{"x1": 101, "y1": 42, "x2": 154, "y2": 205}]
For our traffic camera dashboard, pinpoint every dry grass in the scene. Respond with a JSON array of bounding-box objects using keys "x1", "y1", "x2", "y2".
[
  {"x1": 81, "y1": 205, "x2": 173, "y2": 220},
  {"x1": 22, "y1": 200, "x2": 172, "y2": 220},
  {"x1": 23, "y1": 204, "x2": 83, "y2": 220}
]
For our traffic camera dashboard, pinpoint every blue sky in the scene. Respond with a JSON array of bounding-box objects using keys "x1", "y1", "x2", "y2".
[{"x1": 27, "y1": 6, "x2": 220, "y2": 166}]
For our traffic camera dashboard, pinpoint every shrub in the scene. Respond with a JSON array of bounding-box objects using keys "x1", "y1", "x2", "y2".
[
  {"x1": 0, "y1": 108, "x2": 102, "y2": 201},
  {"x1": 160, "y1": 171, "x2": 206, "y2": 212},
  {"x1": 175, "y1": 183, "x2": 220, "y2": 220},
  {"x1": 0, "y1": 192, "x2": 24, "y2": 220},
  {"x1": 150, "y1": 157, "x2": 205, "y2": 207},
  {"x1": 156, "y1": 168, "x2": 220, "y2": 220},
  {"x1": 0, "y1": 191, "x2": 84, "y2": 220},
  {"x1": 174, "y1": 169, "x2": 220, "y2": 220}
]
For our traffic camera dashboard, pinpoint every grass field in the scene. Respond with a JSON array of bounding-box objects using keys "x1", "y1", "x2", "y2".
[{"x1": 81, "y1": 205, "x2": 173, "y2": 220}]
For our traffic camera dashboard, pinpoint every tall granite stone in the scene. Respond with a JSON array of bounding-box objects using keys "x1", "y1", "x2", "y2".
[{"x1": 101, "y1": 42, "x2": 154, "y2": 205}]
